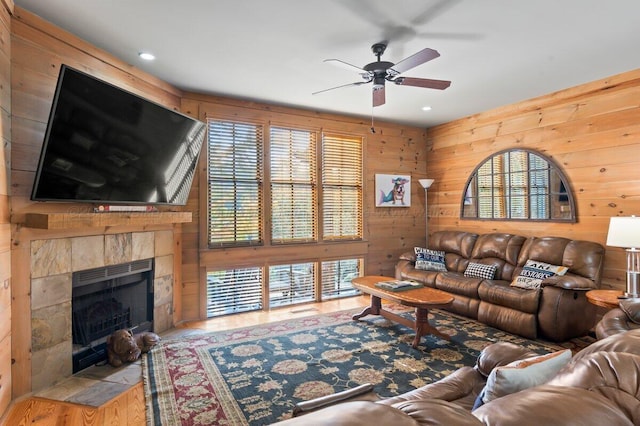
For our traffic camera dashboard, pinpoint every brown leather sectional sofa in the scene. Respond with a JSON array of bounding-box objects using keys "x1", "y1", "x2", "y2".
[
  {"x1": 395, "y1": 230, "x2": 605, "y2": 342},
  {"x1": 274, "y1": 329, "x2": 640, "y2": 425}
]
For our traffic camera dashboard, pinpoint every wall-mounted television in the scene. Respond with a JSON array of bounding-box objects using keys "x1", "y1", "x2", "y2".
[{"x1": 31, "y1": 65, "x2": 206, "y2": 206}]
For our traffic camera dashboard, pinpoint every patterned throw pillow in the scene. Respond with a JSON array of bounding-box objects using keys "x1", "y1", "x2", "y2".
[
  {"x1": 414, "y1": 247, "x2": 447, "y2": 272},
  {"x1": 464, "y1": 262, "x2": 497, "y2": 280},
  {"x1": 511, "y1": 259, "x2": 568, "y2": 290}
]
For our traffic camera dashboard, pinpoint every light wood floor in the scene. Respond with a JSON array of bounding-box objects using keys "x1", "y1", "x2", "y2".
[{"x1": 1, "y1": 296, "x2": 370, "y2": 426}]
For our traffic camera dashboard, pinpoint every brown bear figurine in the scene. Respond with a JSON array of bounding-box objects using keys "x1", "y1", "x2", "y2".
[{"x1": 106, "y1": 329, "x2": 161, "y2": 367}]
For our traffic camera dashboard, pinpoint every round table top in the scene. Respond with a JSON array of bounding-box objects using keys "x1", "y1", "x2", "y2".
[{"x1": 586, "y1": 289, "x2": 623, "y2": 310}]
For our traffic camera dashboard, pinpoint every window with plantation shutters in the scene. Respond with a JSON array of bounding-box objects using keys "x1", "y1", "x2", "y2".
[
  {"x1": 207, "y1": 120, "x2": 263, "y2": 247},
  {"x1": 270, "y1": 127, "x2": 316, "y2": 244},
  {"x1": 321, "y1": 259, "x2": 361, "y2": 299},
  {"x1": 204, "y1": 116, "x2": 366, "y2": 316},
  {"x1": 322, "y1": 134, "x2": 363, "y2": 240},
  {"x1": 206, "y1": 268, "x2": 262, "y2": 317}
]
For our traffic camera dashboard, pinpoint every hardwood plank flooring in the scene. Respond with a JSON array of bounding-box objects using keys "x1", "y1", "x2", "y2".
[{"x1": 0, "y1": 296, "x2": 369, "y2": 425}]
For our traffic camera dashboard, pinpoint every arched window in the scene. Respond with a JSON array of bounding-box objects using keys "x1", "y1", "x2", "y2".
[{"x1": 461, "y1": 149, "x2": 576, "y2": 222}]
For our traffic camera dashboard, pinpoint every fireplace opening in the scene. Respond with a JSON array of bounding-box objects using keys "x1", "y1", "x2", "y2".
[{"x1": 72, "y1": 259, "x2": 154, "y2": 372}]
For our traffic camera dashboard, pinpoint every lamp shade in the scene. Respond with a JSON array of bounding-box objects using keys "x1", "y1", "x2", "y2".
[
  {"x1": 419, "y1": 179, "x2": 434, "y2": 189},
  {"x1": 606, "y1": 217, "x2": 640, "y2": 248}
]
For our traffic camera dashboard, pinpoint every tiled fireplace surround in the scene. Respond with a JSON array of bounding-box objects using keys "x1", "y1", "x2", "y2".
[{"x1": 30, "y1": 230, "x2": 175, "y2": 391}]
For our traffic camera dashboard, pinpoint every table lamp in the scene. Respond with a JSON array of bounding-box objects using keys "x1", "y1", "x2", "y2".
[
  {"x1": 606, "y1": 216, "x2": 640, "y2": 298},
  {"x1": 419, "y1": 179, "x2": 434, "y2": 246}
]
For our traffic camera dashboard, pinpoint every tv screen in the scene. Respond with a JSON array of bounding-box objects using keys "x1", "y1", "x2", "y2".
[{"x1": 31, "y1": 65, "x2": 206, "y2": 205}]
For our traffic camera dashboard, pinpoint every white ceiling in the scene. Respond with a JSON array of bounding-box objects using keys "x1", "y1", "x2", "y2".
[{"x1": 14, "y1": 0, "x2": 640, "y2": 128}]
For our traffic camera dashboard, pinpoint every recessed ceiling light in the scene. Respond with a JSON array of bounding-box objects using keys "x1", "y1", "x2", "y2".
[
  {"x1": 422, "y1": 106, "x2": 432, "y2": 111},
  {"x1": 139, "y1": 52, "x2": 155, "y2": 61}
]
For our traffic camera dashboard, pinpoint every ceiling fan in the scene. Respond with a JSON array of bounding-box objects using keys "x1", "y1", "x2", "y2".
[{"x1": 313, "y1": 42, "x2": 451, "y2": 107}]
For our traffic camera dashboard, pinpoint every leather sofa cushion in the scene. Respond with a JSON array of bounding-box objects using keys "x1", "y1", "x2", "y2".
[
  {"x1": 276, "y1": 401, "x2": 418, "y2": 425},
  {"x1": 430, "y1": 231, "x2": 478, "y2": 258},
  {"x1": 478, "y1": 280, "x2": 541, "y2": 313},
  {"x1": 435, "y1": 272, "x2": 482, "y2": 299},
  {"x1": 548, "y1": 352, "x2": 640, "y2": 424},
  {"x1": 391, "y1": 400, "x2": 484, "y2": 426},
  {"x1": 573, "y1": 328, "x2": 640, "y2": 363},
  {"x1": 517, "y1": 237, "x2": 605, "y2": 283},
  {"x1": 470, "y1": 233, "x2": 526, "y2": 279},
  {"x1": 278, "y1": 399, "x2": 485, "y2": 426},
  {"x1": 517, "y1": 236, "x2": 570, "y2": 266},
  {"x1": 472, "y1": 385, "x2": 634, "y2": 425},
  {"x1": 397, "y1": 266, "x2": 439, "y2": 288},
  {"x1": 478, "y1": 303, "x2": 537, "y2": 339},
  {"x1": 620, "y1": 299, "x2": 640, "y2": 324},
  {"x1": 595, "y1": 308, "x2": 640, "y2": 340},
  {"x1": 380, "y1": 366, "x2": 484, "y2": 411}
]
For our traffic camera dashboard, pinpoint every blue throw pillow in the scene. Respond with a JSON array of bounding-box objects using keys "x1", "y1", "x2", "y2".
[{"x1": 414, "y1": 247, "x2": 447, "y2": 272}]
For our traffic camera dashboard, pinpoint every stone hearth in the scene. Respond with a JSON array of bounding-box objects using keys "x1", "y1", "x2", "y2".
[{"x1": 30, "y1": 230, "x2": 175, "y2": 391}]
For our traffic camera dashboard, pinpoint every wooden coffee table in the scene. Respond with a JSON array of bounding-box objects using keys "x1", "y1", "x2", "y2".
[{"x1": 351, "y1": 275, "x2": 454, "y2": 348}]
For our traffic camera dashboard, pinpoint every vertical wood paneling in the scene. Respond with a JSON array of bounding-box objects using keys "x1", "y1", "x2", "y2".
[
  {"x1": 427, "y1": 68, "x2": 640, "y2": 292},
  {"x1": 0, "y1": 1, "x2": 10, "y2": 417},
  {"x1": 8, "y1": 7, "x2": 188, "y2": 399}
]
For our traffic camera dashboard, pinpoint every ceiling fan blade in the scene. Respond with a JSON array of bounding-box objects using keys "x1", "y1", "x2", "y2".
[
  {"x1": 312, "y1": 81, "x2": 369, "y2": 95},
  {"x1": 394, "y1": 76, "x2": 451, "y2": 90},
  {"x1": 388, "y1": 48, "x2": 440, "y2": 76},
  {"x1": 323, "y1": 58, "x2": 367, "y2": 74},
  {"x1": 372, "y1": 86, "x2": 385, "y2": 107}
]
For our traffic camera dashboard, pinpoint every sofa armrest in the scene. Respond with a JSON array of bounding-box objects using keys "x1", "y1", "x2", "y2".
[
  {"x1": 379, "y1": 366, "x2": 484, "y2": 410},
  {"x1": 292, "y1": 383, "x2": 377, "y2": 416},
  {"x1": 399, "y1": 251, "x2": 416, "y2": 262},
  {"x1": 541, "y1": 274, "x2": 597, "y2": 290},
  {"x1": 475, "y1": 342, "x2": 538, "y2": 377}
]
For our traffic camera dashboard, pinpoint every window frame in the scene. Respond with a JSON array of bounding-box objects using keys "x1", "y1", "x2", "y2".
[{"x1": 461, "y1": 148, "x2": 576, "y2": 222}]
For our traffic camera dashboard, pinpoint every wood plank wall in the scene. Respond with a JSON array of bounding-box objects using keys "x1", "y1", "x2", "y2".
[
  {"x1": 0, "y1": 0, "x2": 12, "y2": 418},
  {"x1": 179, "y1": 94, "x2": 429, "y2": 320},
  {"x1": 426, "y1": 68, "x2": 640, "y2": 291},
  {"x1": 9, "y1": 8, "x2": 188, "y2": 398}
]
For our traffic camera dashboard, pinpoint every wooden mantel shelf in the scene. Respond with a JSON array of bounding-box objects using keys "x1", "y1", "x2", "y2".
[{"x1": 23, "y1": 211, "x2": 192, "y2": 230}]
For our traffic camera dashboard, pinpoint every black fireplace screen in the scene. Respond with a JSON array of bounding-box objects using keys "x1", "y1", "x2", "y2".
[
  {"x1": 72, "y1": 297, "x2": 131, "y2": 346},
  {"x1": 71, "y1": 259, "x2": 154, "y2": 372}
]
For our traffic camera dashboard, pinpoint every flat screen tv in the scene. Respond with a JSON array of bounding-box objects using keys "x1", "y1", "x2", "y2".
[{"x1": 31, "y1": 65, "x2": 206, "y2": 206}]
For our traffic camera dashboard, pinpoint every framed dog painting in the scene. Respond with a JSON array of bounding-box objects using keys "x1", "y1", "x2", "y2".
[{"x1": 375, "y1": 173, "x2": 411, "y2": 207}]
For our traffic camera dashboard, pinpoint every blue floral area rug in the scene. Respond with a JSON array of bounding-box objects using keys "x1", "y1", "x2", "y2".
[{"x1": 143, "y1": 307, "x2": 565, "y2": 425}]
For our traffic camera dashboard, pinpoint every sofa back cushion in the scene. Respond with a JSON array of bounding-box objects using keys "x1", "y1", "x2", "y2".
[
  {"x1": 547, "y1": 351, "x2": 640, "y2": 424},
  {"x1": 473, "y1": 385, "x2": 634, "y2": 425},
  {"x1": 469, "y1": 233, "x2": 526, "y2": 280},
  {"x1": 572, "y1": 328, "x2": 640, "y2": 363},
  {"x1": 516, "y1": 237, "x2": 604, "y2": 284},
  {"x1": 430, "y1": 231, "x2": 479, "y2": 273}
]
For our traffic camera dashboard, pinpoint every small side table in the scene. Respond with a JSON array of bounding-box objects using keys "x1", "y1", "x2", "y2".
[{"x1": 586, "y1": 289, "x2": 624, "y2": 309}]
